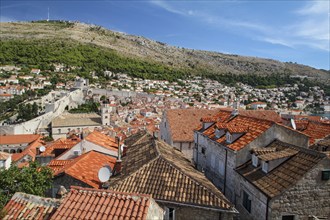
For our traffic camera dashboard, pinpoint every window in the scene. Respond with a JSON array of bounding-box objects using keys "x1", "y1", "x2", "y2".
[
  {"x1": 58, "y1": 129, "x2": 61, "y2": 134},
  {"x1": 282, "y1": 215, "x2": 295, "y2": 220},
  {"x1": 321, "y1": 170, "x2": 330, "y2": 180},
  {"x1": 165, "y1": 207, "x2": 175, "y2": 220},
  {"x1": 226, "y1": 132, "x2": 232, "y2": 143},
  {"x1": 201, "y1": 147, "x2": 206, "y2": 155},
  {"x1": 218, "y1": 160, "x2": 224, "y2": 176},
  {"x1": 242, "y1": 191, "x2": 251, "y2": 213}
]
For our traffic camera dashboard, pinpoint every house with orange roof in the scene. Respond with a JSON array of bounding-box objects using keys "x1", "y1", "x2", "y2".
[
  {"x1": 0, "y1": 134, "x2": 40, "y2": 153},
  {"x1": 2, "y1": 187, "x2": 164, "y2": 220},
  {"x1": 11, "y1": 136, "x2": 45, "y2": 168},
  {"x1": 50, "y1": 186, "x2": 164, "y2": 220},
  {"x1": 35, "y1": 137, "x2": 80, "y2": 165},
  {"x1": 50, "y1": 150, "x2": 117, "y2": 196},
  {"x1": 56, "y1": 131, "x2": 119, "y2": 160},
  {"x1": 160, "y1": 108, "x2": 217, "y2": 160},
  {"x1": 193, "y1": 109, "x2": 309, "y2": 205}
]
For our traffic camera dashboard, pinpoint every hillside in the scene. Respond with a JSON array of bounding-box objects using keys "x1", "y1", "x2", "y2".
[{"x1": 0, "y1": 21, "x2": 329, "y2": 81}]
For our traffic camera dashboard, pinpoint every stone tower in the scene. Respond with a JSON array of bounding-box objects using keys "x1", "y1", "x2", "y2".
[{"x1": 101, "y1": 104, "x2": 111, "y2": 126}]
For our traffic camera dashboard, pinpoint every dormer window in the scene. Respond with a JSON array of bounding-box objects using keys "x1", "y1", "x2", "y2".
[
  {"x1": 252, "y1": 154, "x2": 259, "y2": 167},
  {"x1": 262, "y1": 161, "x2": 268, "y2": 173},
  {"x1": 215, "y1": 128, "x2": 225, "y2": 139},
  {"x1": 226, "y1": 132, "x2": 232, "y2": 144}
]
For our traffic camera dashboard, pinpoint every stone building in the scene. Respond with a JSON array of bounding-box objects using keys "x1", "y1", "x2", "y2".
[
  {"x1": 109, "y1": 132, "x2": 238, "y2": 220},
  {"x1": 55, "y1": 130, "x2": 119, "y2": 160},
  {"x1": 159, "y1": 109, "x2": 216, "y2": 160},
  {"x1": 236, "y1": 140, "x2": 330, "y2": 220},
  {"x1": 194, "y1": 110, "x2": 308, "y2": 202},
  {"x1": 0, "y1": 134, "x2": 40, "y2": 153},
  {"x1": 49, "y1": 150, "x2": 117, "y2": 197},
  {"x1": 193, "y1": 109, "x2": 329, "y2": 219},
  {"x1": 51, "y1": 112, "x2": 102, "y2": 139}
]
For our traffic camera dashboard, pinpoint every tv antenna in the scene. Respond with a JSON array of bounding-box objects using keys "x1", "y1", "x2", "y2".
[{"x1": 98, "y1": 165, "x2": 112, "y2": 183}]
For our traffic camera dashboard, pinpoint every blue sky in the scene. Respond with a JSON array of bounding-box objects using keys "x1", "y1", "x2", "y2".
[{"x1": 1, "y1": 0, "x2": 329, "y2": 70}]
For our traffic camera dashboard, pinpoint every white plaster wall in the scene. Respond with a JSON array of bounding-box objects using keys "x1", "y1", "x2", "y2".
[
  {"x1": 56, "y1": 140, "x2": 118, "y2": 160},
  {"x1": 0, "y1": 89, "x2": 84, "y2": 135}
]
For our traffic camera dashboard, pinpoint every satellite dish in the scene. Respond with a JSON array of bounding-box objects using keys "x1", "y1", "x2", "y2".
[
  {"x1": 98, "y1": 165, "x2": 112, "y2": 183},
  {"x1": 290, "y1": 118, "x2": 296, "y2": 130},
  {"x1": 39, "y1": 146, "x2": 46, "y2": 152}
]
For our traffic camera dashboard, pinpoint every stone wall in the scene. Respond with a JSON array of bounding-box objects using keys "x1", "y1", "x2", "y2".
[
  {"x1": 269, "y1": 157, "x2": 330, "y2": 220},
  {"x1": 157, "y1": 201, "x2": 236, "y2": 220},
  {"x1": 146, "y1": 199, "x2": 164, "y2": 220},
  {"x1": 0, "y1": 89, "x2": 84, "y2": 135},
  {"x1": 235, "y1": 173, "x2": 268, "y2": 220},
  {"x1": 50, "y1": 173, "x2": 91, "y2": 197}
]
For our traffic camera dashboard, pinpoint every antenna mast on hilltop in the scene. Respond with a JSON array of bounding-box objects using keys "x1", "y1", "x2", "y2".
[{"x1": 47, "y1": 7, "x2": 50, "y2": 21}]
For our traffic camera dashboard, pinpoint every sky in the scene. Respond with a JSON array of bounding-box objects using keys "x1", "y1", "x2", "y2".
[{"x1": 1, "y1": 0, "x2": 329, "y2": 70}]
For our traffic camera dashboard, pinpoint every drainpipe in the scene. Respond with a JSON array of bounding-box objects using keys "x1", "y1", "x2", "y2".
[
  {"x1": 116, "y1": 136, "x2": 121, "y2": 160},
  {"x1": 266, "y1": 197, "x2": 269, "y2": 220},
  {"x1": 195, "y1": 132, "x2": 199, "y2": 169},
  {"x1": 224, "y1": 148, "x2": 228, "y2": 195}
]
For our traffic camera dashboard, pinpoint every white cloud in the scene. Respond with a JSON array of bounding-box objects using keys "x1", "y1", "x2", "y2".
[
  {"x1": 150, "y1": 0, "x2": 329, "y2": 51},
  {"x1": 150, "y1": 1, "x2": 185, "y2": 16},
  {"x1": 0, "y1": 16, "x2": 16, "y2": 22}
]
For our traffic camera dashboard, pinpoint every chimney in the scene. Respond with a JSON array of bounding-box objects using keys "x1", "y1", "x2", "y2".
[
  {"x1": 56, "y1": 186, "x2": 68, "y2": 199},
  {"x1": 116, "y1": 136, "x2": 121, "y2": 160},
  {"x1": 114, "y1": 160, "x2": 122, "y2": 175}
]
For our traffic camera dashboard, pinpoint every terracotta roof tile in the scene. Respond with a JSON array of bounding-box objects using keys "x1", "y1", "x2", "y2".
[
  {"x1": 236, "y1": 140, "x2": 325, "y2": 198},
  {"x1": 53, "y1": 151, "x2": 116, "y2": 188},
  {"x1": 203, "y1": 112, "x2": 273, "y2": 151},
  {"x1": 165, "y1": 109, "x2": 218, "y2": 142},
  {"x1": 0, "y1": 134, "x2": 40, "y2": 145},
  {"x1": 258, "y1": 148, "x2": 298, "y2": 161},
  {"x1": 110, "y1": 133, "x2": 236, "y2": 212},
  {"x1": 50, "y1": 186, "x2": 156, "y2": 220},
  {"x1": 41, "y1": 138, "x2": 79, "y2": 157},
  {"x1": 85, "y1": 131, "x2": 118, "y2": 151},
  {"x1": 2, "y1": 192, "x2": 60, "y2": 220},
  {"x1": 297, "y1": 121, "x2": 330, "y2": 144}
]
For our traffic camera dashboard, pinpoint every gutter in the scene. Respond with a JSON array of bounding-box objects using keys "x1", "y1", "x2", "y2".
[
  {"x1": 224, "y1": 148, "x2": 228, "y2": 195},
  {"x1": 155, "y1": 199, "x2": 239, "y2": 214}
]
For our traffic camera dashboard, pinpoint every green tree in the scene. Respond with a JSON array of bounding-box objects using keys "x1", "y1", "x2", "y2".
[{"x1": 0, "y1": 161, "x2": 53, "y2": 211}]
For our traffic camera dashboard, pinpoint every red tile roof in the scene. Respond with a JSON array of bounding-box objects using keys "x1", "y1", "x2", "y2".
[
  {"x1": 110, "y1": 133, "x2": 236, "y2": 212},
  {"x1": 2, "y1": 192, "x2": 59, "y2": 220},
  {"x1": 203, "y1": 113, "x2": 273, "y2": 151},
  {"x1": 11, "y1": 137, "x2": 44, "y2": 164},
  {"x1": 53, "y1": 151, "x2": 116, "y2": 188},
  {"x1": 41, "y1": 138, "x2": 80, "y2": 157},
  {"x1": 85, "y1": 131, "x2": 118, "y2": 151},
  {"x1": 50, "y1": 186, "x2": 157, "y2": 220},
  {"x1": 165, "y1": 109, "x2": 218, "y2": 142},
  {"x1": 296, "y1": 121, "x2": 330, "y2": 144},
  {"x1": 48, "y1": 159, "x2": 73, "y2": 173},
  {"x1": 0, "y1": 134, "x2": 40, "y2": 145},
  {"x1": 237, "y1": 140, "x2": 325, "y2": 198}
]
